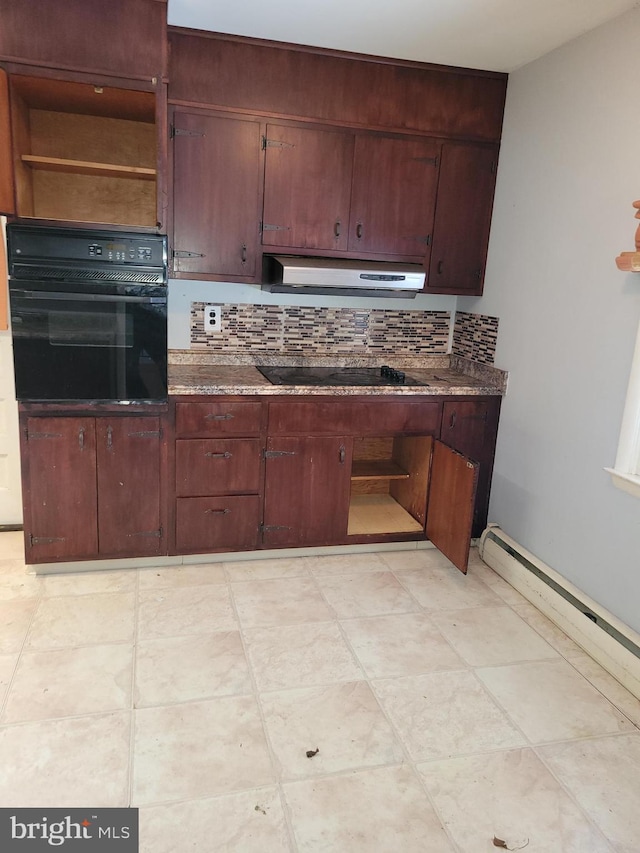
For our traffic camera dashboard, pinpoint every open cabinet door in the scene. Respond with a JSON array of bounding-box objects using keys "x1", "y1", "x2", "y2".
[
  {"x1": 0, "y1": 68, "x2": 15, "y2": 215},
  {"x1": 426, "y1": 439, "x2": 478, "y2": 574}
]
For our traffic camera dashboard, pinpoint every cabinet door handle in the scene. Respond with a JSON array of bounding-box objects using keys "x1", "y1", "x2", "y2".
[
  {"x1": 356, "y1": 221, "x2": 363, "y2": 240},
  {"x1": 241, "y1": 243, "x2": 247, "y2": 264},
  {"x1": 205, "y1": 413, "x2": 234, "y2": 421},
  {"x1": 339, "y1": 445, "x2": 346, "y2": 464},
  {"x1": 78, "y1": 427, "x2": 85, "y2": 450},
  {"x1": 334, "y1": 220, "x2": 341, "y2": 238},
  {"x1": 205, "y1": 508, "x2": 230, "y2": 515},
  {"x1": 437, "y1": 260, "x2": 444, "y2": 275},
  {"x1": 450, "y1": 411, "x2": 457, "y2": 429},
  {"x1": 205, "y1": 451, "x2": 232, "y2": 459},
  {"x1": 106, "y1": 426, "x2": 113, "y2": 448}
]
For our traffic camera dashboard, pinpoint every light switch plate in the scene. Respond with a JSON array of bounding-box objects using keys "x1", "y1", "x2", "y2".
[{"x1": 204, "y1": 304, "x2": 222, "y2": 332}]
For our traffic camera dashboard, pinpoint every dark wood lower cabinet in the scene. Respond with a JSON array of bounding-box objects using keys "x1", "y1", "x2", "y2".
[
  {"x1": 176, "y1": 495, "x2": 261, "y2": 554},
  {"x1": 20, "y1": 410, "x2": 166, "y2": 563},
  {"x1": 22, "y1": 417, "x2": 98, "y2": 561},
  {"x1": 18, "y1": 395, "x2": 499, "y2": 572},
  {"x1": 96, "y1": 418, "x2": 163, "y2": 558},
  {"x1": 262, "y1": 435, "x2": 353, "y2": 548}
]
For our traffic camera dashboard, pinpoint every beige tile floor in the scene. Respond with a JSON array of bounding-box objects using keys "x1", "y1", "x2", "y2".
[{"x1": 0, "y1": 531, "x2": 639, "y2": 851}]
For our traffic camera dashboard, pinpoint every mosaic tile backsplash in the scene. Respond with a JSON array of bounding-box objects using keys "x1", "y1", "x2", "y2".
[
  {"x1": 452, "y1": 311, "x2": 499, "y2": 365},
  {"x1": 191, "y1": 303, "x2": 451, "y2": 357},
  {"x1": 189, "y1": 303, "x2": 499, "y2": 364}
]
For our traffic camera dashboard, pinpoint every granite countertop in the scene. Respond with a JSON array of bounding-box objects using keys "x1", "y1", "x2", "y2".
[{"x1": 168, "y1": 353, "x2": 508, "y2": 397}]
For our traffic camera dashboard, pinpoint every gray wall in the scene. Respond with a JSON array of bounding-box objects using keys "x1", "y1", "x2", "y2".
[{"x1": 462, "y1": 7, "x2": 640, "y2": 631}]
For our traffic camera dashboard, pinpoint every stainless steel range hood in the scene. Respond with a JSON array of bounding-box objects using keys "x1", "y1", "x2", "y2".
[{"x1": 262, "y1": 256, "x2": 425, "y2": 298}]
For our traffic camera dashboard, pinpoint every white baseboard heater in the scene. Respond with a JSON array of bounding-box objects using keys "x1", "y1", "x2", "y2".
[{"x1": 479, "y1": 525, "x2": 640, "y2": 701}]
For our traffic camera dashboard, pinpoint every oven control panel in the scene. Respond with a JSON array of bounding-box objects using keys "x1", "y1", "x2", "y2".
[
  {"x1": 87, "y1": 241, "x2": 157, "y2": 263},
  {"x1": 8, "y1": 226, "x2": 167, "y2": 269}
]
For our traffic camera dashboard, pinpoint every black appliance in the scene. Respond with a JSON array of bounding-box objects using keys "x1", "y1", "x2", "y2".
[
  {"x1": 256, "y1": 365, "x2": 430, "y2": 387},
  {"x1": 7, "y1": 225, "x2": 168, "y2": 402}
]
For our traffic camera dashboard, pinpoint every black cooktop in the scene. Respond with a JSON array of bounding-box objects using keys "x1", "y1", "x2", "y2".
[{"x1": 256, "y1": 365, "x2": 430, "y2": 387}]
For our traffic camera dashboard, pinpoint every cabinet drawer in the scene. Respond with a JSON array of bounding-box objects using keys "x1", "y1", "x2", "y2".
[
  {"x1": 268, "y1": 399, "x2": 442, "y2": 436},
  {"x1": 176, "y1": 439, "x2": 262, "y2": 496},
  {"x1": 176, "y1": 401, "x2": 263, "y2": 437},
  {"x1": 176, "y1": 495, "x2": 261, "y2": 553}
]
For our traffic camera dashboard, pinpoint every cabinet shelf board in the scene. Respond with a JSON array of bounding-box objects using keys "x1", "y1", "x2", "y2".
[
  {"x1": 348, "y1": 493, "x2": 423, "y2": 536},
  {"x1": 351, "y1": 460, "x2": 409, "y2": 481},
  {"x1": 21, "y1": 155, "x2": 156, "y2": 181}
]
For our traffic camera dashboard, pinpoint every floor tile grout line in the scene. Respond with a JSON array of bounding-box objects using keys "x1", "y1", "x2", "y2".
[
  {"x1": 133, "y1": 781, "x2": 293, "y2": 813},
  {"x1": 385, "y1": 561, "x2": 528, "y2": 667},
  {"x1": 561, "y1": 658, "x2": 640, "y2": 731},
  {"x1": 0, "y1": 576, "x2": 45, "y2": 722},
  {"x1": 305, "y1": 562, "x2": 465, "y2": 853},
  {"x1": 468, "y1": 664, "x2": 637, "y2": 748},
  {"x1": 532, "y1": 738, "x2": 627, "y2": 852},
  {"x1": 227, "y1": 569, "x2": 300, "y2": 853}
]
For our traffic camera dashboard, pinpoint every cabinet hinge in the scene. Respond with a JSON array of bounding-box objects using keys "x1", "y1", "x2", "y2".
[
  {"x1": 171, "y1": 126, "x2": 205, "y2": 138},
  {"x1": 26, "y1": 430, "x2": 62, "y2": 441},
  {"x1": 260, "y1": 524, "x2": 293, "y2": 533},
  {"x1": 412, "y1": 155, "x2": 439, "y2": 167},
  {"x1": 127, "y1": 430, "x2": 162, "y2": 439},
  {"x1": 261, "y1": 136, "x2": 295, "y2": 150},
  {"x1": 128, "y1": 528, "x2": 163, "y2": 538},
  {"x1": 29, "y1": 534, "x2": 65, "y2": 546},
  {"x1": 261, "y1": 223, "x2": 291, "y2": 232},
  {"x1": 263, "y1": 449, "x2": 296, "y2": 458},
  {"x1": 173, "y1": 249, "x2": 206, "y2": 259}
]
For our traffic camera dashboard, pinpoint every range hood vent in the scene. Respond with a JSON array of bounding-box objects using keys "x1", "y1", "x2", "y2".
[{"x1": 262, "y1": 256, "x2": 425, "y2": 299}]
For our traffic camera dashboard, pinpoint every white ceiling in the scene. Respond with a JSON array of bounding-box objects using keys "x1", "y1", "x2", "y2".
[{"x1": 167, "y1": 0, "x2": 639, "y2": 73}]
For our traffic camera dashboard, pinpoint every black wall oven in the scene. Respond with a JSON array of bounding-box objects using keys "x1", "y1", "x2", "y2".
[{"x1": 7, "y1": 226, "x2": 168, "y2": 402}]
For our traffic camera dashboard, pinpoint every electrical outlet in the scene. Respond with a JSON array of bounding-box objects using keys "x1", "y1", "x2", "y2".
[{"x1": 204, "y1": 304, "x2": 222, "y2": 332}]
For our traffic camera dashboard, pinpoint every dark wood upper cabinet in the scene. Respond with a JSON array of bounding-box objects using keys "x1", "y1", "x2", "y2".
[
  {"x1": 172, "y1": 111, "x2": 262, "y2": 278},
  {"x1": 349, "y1": 135, "x2": 439, "y2": 257},
  {"x1": 262, "y1": 128, "x2": 441, "y2": 260},
  {"x1": 262, "y1": 124, "x2": 354, "y2": 252},
  {"x1": 0, "y1": 0, "x2": 167, "y2": 80},
  {"x1": 96, "y1": 418, "x2": 163, "y2": 557},
  {"x1": 168, "y1": 30, "x2": 507, "y2": 143},
  {"x1": 0, "y1": 68, "x2": 15, "y2": 215},
  {"x1": 426, "y1": 439, "x2": 478, "y2": 574},
  {"x1": 426, "y1": 142, "x2": 499, "y2": 295}
]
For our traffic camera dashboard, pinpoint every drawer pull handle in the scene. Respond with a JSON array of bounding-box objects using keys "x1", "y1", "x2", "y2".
[
  {"x1": 78, "y1": 427, "x2": 85, "y2": 450},
  {"x1": 205, "y1": 451, "x2": 232, "y2": 459},
  {"x1": 356, "y1": 221, "x2": 363, "y2": 239},
  {"x1": 339, "y1": 445, "x2": 346, "y2": 464},
  {"x1": 334, "y1": 220, "x2": 341, "y2": 238},
  {"x1": 205, "y1": 413, "x2": 234, "y2": 421},
  {"x1": 450, "y1": 412, "x2": 457, "y2": 429},
  {"x1": 205, "y1": 508, "x2": 230, "y2": 515}
]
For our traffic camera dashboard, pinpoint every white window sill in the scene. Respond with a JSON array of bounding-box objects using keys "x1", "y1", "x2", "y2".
[{"x1": 605, "y1": 468, "x2": 640, "y2": 499}]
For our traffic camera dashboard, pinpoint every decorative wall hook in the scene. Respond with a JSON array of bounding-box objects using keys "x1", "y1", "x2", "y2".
[{"x1": 616, "y1": 200, "x2": 640, "y2": 271}]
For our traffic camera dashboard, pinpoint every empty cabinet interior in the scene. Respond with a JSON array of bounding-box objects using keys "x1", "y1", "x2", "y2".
[
  {"x1": 9, "y1": 75, "x2": 157, "y2": 227},
  {"x1": 348, "y1": 435, "x2": 432, "y2": 536}
]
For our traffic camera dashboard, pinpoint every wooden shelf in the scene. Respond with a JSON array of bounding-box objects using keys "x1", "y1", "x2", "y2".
[
  {"x1": 351, "y1": 460, "x2": 409, "y2": 481},
  {"x1": 348, "y1": 494, "x2": 423, "y2": 536},
  {"x1": 21, "y1": 155, "x2": 156, "y2": 181}
]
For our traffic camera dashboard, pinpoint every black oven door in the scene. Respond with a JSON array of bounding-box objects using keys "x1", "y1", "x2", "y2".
[{"x1": 9, "y1": 285, "x2": 168, "y2": 402}]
